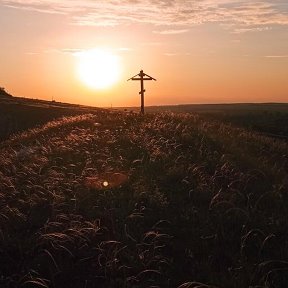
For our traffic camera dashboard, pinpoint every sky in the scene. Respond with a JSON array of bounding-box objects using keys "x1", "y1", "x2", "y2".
[{"x1": 0, "y1": 0, "x2": 288, "y2": 107}]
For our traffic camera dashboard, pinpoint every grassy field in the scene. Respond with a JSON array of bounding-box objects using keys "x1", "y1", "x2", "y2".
[{"x1": 0, "y1": 101, "x2": 288, "y2": 287}]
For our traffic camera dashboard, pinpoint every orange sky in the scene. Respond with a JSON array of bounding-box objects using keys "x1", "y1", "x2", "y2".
[{"x1": 0, "y1": 1, "x2": 288, "y2": 106}]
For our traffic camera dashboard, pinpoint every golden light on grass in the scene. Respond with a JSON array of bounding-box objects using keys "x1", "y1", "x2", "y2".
[
  {"x1": 103, "y1": 181, "x2": 109, "y2": 187},
  {"x1": 75, "y1": 49, "x2": 121, "y2": 89}
]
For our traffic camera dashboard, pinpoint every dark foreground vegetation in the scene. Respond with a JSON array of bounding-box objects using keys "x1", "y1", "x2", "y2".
[{"x1": 0, "y1": 104, "x2": 288, "y2": 288}]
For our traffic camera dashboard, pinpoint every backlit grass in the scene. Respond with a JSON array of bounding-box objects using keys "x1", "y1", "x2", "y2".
[{"x1": 0, "y1": 111, "x2": 287, "y2": 287}]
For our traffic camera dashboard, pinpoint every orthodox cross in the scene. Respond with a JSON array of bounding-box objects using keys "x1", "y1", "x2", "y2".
[{"x1": 128, "y1": 70, "x2": 156, "y2": 114}]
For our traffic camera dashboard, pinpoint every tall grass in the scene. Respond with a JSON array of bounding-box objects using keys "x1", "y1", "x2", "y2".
[{"x1": 0, "y1": 111, "x2": 287, "y2": 287}]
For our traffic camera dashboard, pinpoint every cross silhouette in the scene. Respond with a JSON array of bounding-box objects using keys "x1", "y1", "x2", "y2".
[{"x1": 128, "y1": 70, "x2": 156, "y2": 114}]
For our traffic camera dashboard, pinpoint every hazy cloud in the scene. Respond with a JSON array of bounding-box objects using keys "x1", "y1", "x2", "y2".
[{"x1": 2, "y1": 0, "x2": 288, "y2": 32}]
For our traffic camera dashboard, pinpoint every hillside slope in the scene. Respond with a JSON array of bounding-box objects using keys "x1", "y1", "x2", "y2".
[
  {"x1": 0, "y1": 87, "x2": 12, "y2": 98},
  {"x1": 0, "y1": 97, "x2": 103, "y2": 141},
  {"x1": 0, "y1": 111, "x2": 287, "y2": 287}
]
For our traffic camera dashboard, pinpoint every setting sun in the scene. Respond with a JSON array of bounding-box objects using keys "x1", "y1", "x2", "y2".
[{"x1": 75, "y1": 49, "x2": 121, "y2": 90}]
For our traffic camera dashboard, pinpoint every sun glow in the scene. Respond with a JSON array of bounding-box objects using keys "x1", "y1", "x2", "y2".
[{"x1": 76, "y1": 49, "x2": 120, "y2": 89}]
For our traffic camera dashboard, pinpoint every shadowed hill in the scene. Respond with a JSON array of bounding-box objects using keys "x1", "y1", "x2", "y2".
[
  {"x1": 0, "y1": 96, "x2": 104, "y2": 141},
  {"x1": 0, "y1": 87, "x2": 12, "y2": 98},
  {"x1": 0, "y1": 111, "x2": 287, "y2": 287}
]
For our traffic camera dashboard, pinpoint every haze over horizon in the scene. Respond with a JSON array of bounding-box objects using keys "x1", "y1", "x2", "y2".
[{"x1": 0, "y1": 0, "x2": 288, "y2": 107}]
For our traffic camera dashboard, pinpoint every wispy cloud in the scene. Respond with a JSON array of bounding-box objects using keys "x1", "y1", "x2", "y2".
[
  {"x1": 164, "y1": 52, "x2": 179, "y2": 57},
  {"x1": 232, "y1": 26, "x2": 272, "y2": 34},
  {"x1": 44, "y1": 47, "x2": 132, "y2": 55},
  {"x1": 153, "y1": 29, "x2": 189, "y2": 35},
  {"x1": 60, "y1": 48, "x2": 83, "y2": 54},
  {"x1": 2, "y1": 0, "x2": 288, "y2": 32},
  {"x1": 265, "y1": 55, "x2": 288, "y2": 58},
  {"x1": 25, "y1": 52, "x2": 40, "y2": 55},
  {"x1": 117, "y1": 47, "x2": 133, "y2": 52}
]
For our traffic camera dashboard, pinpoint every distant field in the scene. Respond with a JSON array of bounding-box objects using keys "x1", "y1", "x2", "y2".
[
  {"x1": 203, "y1": 110, "x2": 288, "y2": 139},
  {"x1": 0, "y1": 103, "x2": 287, "y2": 287},
  {"x1": 145, "y1": 103, "x2": 288, "y2": 139}
]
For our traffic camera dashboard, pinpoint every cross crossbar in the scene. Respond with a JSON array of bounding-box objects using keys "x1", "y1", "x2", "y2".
[{"x1": 131, "y1": 78, "x2": 155, "y2": 81}]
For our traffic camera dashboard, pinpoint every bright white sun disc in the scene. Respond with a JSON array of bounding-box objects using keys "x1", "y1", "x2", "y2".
[{"x1": 76, "y1": 49, "x2": 120, "y2": 89}]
